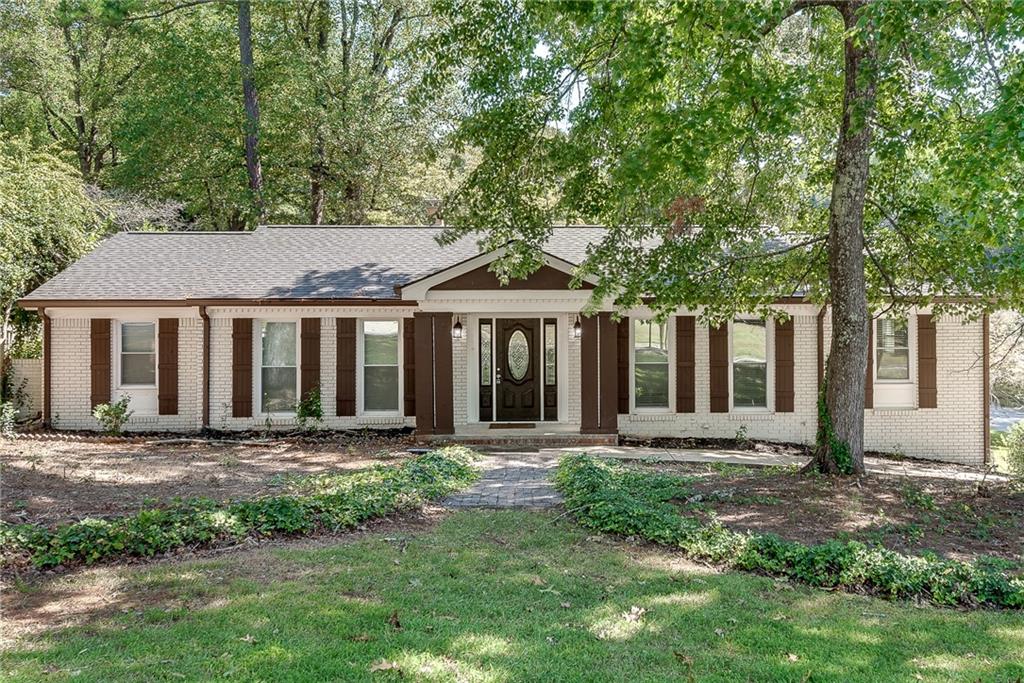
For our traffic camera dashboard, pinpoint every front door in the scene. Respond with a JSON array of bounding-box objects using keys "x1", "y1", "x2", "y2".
[{"x1": 496, "y1": 318, "x2": 541, "y2": 421}]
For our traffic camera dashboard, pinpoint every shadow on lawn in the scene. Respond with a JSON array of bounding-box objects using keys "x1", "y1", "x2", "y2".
[{"x1": 2, "y1": 511, "x2": 1022, "y2": 682}]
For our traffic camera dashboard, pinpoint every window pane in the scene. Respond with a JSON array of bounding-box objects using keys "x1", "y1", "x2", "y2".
[
  {"x1": 261, "y1": 322, "x2": 296, "y2": 367},
  {"x1": 877, "y1": 318, "x2": 909, "y2": 350},
  {"x1": 545, "y1": 323, "x2": 556, "y2": 386},
  {"x1": 733, "y1": 320, "x2": 767, "y2": 363},
  {"x1": 122, "y1": 353, "x2": 155, "y2": 385},
  {"x1": 635, "y1": 364, "x2": 669, "y2": 408},
  {"x1": 364, "y1": 321, "x2": 398, "y2": 365},
  {"x1": 262, "y1": 367, "x2": 297, "y2": 412},
  {"x1": 480, "y1": 323, "x2": 492, "y2": 386},
  {"x1": 734, "y1": 362, "x2": 767, "y2": 407},
  {"x1": 877, "y1": 349, "x2": 910, "y2": 380},
  {"x1": 634, "y1": 319, "x2": 668, "y2": 363},
  {"x1": 122, "y1": 322, "x2": 155, "y2": 353},
  {"x1": 364, "y1": 366, "x2": 399, "y2": 411}
]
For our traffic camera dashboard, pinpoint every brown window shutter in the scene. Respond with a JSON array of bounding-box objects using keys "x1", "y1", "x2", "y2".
[
  {"x1": 918, "y1": 314, "x2": 937, "y2": 409},
  {"x1": 300, "y1": 318, "x2": 321, "y2": 401},
  {"x1": 774, "y1": 318, "x2": 795, "y2": 413},
  {"x1": 90, "y1": 319, "x2": 111, "y2": 408},
  {"x1": 158, "y1": 318, "x2": 179, "y2": 415},
  {"x1": 413, "y1": 313, "x2": 434, "y2": 434},
  {"x1": 433, "y1": 313, "x2": 454, "y2": 434},
  {"x1": 676, "y1": 316, "x2": 696, "y2": 413},
  {"x1": 232, "y1": 318, "x2": 252, "y2": 417},
  {"x1": 617, "y1": 317, "x2": 630, "y2": 414},
  {"x1": 865, "y1": 318, "x2": 874, "y2": 409},
  {"x1": 336, "y1": 318, "x2": 356, "y2": 416},
  {"x1": 709, "y1": 323, "x2": 729, "y2": 413},
  {"x1": 403, "y1": 319, "x2": 416, "y2": 416},
  {"x1": 598, "y1": 313, "x2": 618, "y2": 432},
  {"x1": 580, "y1": 315, "x2": 600, "y2": 432}
]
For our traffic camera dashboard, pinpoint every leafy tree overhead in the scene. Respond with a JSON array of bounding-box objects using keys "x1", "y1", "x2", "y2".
[
  {"x1": 430, "y1": 0, "x2": 1024, "y2": 474},
  {"x1": 0, "y1": 135, "x2": 104, "y2": 401}
]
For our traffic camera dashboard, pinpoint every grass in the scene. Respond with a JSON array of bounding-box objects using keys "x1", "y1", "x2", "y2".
[{"x1": 3, "y1": 511, "x2": 1022, "y2": 682}]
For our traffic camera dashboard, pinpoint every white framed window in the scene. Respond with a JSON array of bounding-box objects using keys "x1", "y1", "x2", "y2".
[
  {"x1": 119, "y1": 321, "x2": 156, "y2": 387},
  {"x1": 361, "y1": 320, "x2": 400, "y2": 414},
  {"x1": 632, "y1": 319, "x2": 669, "y2": 410},
  {"x1": 260, "y1": 321, "x2": 298, "y2": 413},
  {"x1": 876, "y1": 317, "x2": 910, "y2": 382},
  {"x1": 732, "y1": 319, "x2": 769, "y2": 409}
]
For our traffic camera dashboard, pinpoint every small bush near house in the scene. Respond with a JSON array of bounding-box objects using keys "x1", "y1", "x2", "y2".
[
  {"x1": 295, "y1": 386, "x2": 324, "y2": 431},
  {"x1": 1003, "y1": 421, "x2": 1024, "y2": 479},
  {"x1": 0, "y1": 447, "x2": 478, "y2": 568},
  {"x1": 554, "y1": 455, "x2": 1024, "y2": 609},
  {"x1": 92, "y1": 396, "x2": 133, "y2": 435},
  {"x1": 0, "y1": 401, "x2": 16, "y2": 435}
]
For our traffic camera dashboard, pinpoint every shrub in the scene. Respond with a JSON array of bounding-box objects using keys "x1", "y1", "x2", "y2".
[
  {"x1": 295, "y1": 386, "x2": 324, "y2": 431},
  {"x1": 554, "y1": 454, "x2": 1023, "y2": 609},
  {"x1": 92, "y1": 396, "x2": 133, "y2": 435},
  {"x1": 0, "y1": 447, "x2": 478, "y2": 568},
  {"x1": 0, "y1": 401, "x2": 16, "y2": 436},
  {"x1": 1003, "y1": 422, "x2": 1024, "y2": 479}
]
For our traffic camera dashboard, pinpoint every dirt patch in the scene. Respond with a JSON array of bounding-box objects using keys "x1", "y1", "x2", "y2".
[
  {"x1": 0, "y1": 433, "x2": 417, "y2": 526},
  {"x1": 644, "y1": 462, "x2": 1023, "y2": 565},
  {"x1": 0, "y1": 506, "x2": 447, "y2": 646}
]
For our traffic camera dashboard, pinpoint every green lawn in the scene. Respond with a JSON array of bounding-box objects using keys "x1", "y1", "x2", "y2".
[{"x1": 3, "y1": 511, "x2": 1022, "y2": 682}]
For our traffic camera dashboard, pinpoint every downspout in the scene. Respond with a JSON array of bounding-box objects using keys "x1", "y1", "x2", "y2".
[
  {"x1": 40, "y1": 308, "x2": 51, "y2": 427},
  {"x1": 983, "y1": 313, "x2": 990, "y2": 465},
  {"x1": 200, "y1": 306, "x2": 211, "y2": 430},
  {"x1": 816, "y1": 305, "x2": 826, "y2": 391}
]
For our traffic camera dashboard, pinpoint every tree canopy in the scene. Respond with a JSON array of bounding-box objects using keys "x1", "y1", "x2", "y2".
[
  {"x1": 428, "y1": 0, "x2": 1024, "y2": 472},
  {"x1": 0, "y1": 0, "x2": 469, "y2": 230}
]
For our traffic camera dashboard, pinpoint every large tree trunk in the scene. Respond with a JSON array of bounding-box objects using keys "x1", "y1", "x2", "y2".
[
  {"x1": 810, "y1": 0, "x2": 877, "y2": 475},
  {"x1": 309, "y1": 0, "x2": 330, "y2": 224},
  {"x1": 238, "y1": 0, "x2": 265, "y2": 224}
]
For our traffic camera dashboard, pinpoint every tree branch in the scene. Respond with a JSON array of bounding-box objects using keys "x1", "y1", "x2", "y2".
[
  {"x1": 121, "y1": 0, "x2": 225, "y2": 22},
  {"x1": 761, "y1": 0, "x2": 839, "y2": 35}
]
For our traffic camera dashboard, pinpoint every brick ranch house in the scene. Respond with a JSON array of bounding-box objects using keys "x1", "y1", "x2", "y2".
[{"x1": 18, "y1": 225, "x2": 991, "y2": 465}]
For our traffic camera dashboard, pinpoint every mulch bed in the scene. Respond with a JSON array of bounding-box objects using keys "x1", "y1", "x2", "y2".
[
  {"x1": 1, "y1": 432, "x2": 417, "y2": 527},
  {"x1": 644, "y1": 461, "x2": 1023, "y2": 565}
]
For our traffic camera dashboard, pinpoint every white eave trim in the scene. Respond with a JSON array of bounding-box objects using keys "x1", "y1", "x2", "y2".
[{"x1": 398, "y1": 246, "x2": 598, "y2": 300}]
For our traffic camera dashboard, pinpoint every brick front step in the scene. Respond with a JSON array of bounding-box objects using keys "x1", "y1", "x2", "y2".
[{"x1": 426, "y1": 433, "x2": 618, "y2": 448}]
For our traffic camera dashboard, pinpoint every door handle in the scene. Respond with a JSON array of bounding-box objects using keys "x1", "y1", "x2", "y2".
[{"x1": 495, "y1": 369, "x2": 502, "y2": 385}]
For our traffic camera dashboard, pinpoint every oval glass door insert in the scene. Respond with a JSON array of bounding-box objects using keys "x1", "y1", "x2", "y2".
[{"x1": 507, "y1": 330, "x2": 529, "y2": 380}]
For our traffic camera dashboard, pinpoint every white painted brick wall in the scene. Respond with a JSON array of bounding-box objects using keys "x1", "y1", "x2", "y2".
[
  {"x1": 10, "y1": 358, "x2": 42, "y2": 419},
  {"x1": 823, "y1": 313, "x2": 986, "y2": 465},
  {"x1": 567, "y1": 313, "x2": 582, "y2": 425},
  {"x1": 49, "y1": 317, "x2": 203, "y2": 431},
  {"x1": 619, "y1": 315, "x2": 818, "y2": 446},
  {"x1": 453, "y1": 327, "x2": 468, "y2": 427},
  {"x1": 44, "y1": 305, "x2": 986, "y2": 464},
  {"x1": 619, "y1": 310, "x2": 985, "y2": 466}
]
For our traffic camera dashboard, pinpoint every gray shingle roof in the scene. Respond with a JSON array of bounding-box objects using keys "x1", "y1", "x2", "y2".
[{"x1": 22, "y1": 226, "x2": 608, "y2": 303}]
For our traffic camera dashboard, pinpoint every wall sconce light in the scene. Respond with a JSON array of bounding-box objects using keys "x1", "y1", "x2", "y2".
[
  {"x1": 452, "y1": 314, "x2": 463, "y2": 339},
  {"x1": 572, "y1": 314, "x2": 582, "y2": 339}
]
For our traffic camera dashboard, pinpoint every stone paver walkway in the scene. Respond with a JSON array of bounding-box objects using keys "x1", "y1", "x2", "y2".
[
  {"x1": 441, "y1": 444, "x2": 1004, "y2": 510},
  {"x1": 443, "y1": 454, "x2": 563, "y2": 509}
]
